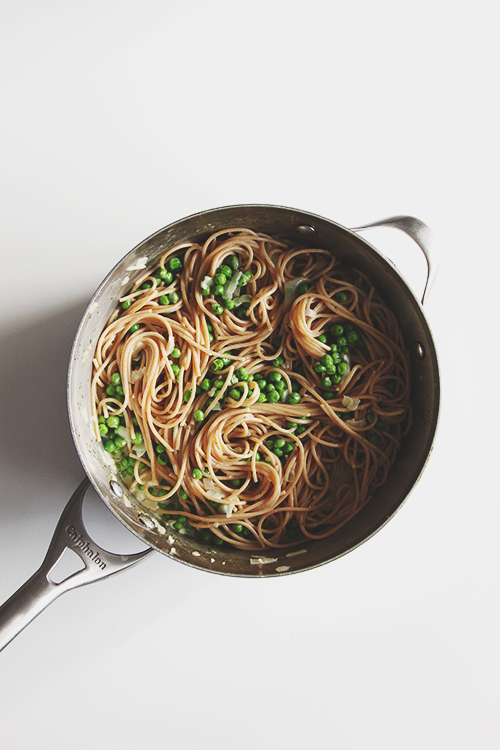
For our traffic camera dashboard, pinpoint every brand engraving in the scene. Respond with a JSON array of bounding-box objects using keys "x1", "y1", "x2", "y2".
[{"x1": 66, "y1": 525, "x2": 106, "y2": 570}]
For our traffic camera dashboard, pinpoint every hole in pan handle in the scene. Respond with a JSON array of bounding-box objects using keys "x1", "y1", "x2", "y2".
[
  {"x1": 351, "y1": 215, "x2": 438, "y2": 305},
  {"x1": 0, "y1": 478, "x2": 153, "y2": 653}
]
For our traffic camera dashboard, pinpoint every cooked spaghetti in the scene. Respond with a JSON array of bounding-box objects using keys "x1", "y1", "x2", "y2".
[{"x1": 91, "y1": 228, "x2": 411, "y2": 550}]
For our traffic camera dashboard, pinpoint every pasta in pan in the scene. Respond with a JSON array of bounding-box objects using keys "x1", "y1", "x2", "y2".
[{"x1": 91, "y1": 229, "x2": 411, "y2": 549}]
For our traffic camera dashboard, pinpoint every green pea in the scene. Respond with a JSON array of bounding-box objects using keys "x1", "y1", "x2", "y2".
[
  {"x1": 114, "y1": 436, "x2": 126, "y2": 449},
  {"x1": 322, "y1": 377, "x2": 333, "y2": 388},
  {"x1": 273, "y1": 356, "x2": 284, "y2": 366},
  {"x1": 332, "y1": 374, "x2": 342, "y2": 384},
  {"x1": 232, "y1": 524, "x2": 243, "y2": 533},
  {"x1": 126, "y1": 464, "x2": 135, "y2": 476},
  {"x1": 269, "y1": 371, "x2": 282, "y2": 382},
  {"x1": 321, "y1": 354, "x2": 334, "y2": 368},
  {"x1": 157, "y1": 453, "x2": 168, "y2": 465},
  {"x1": 228, "y1": 256, "x2": 239, "y2": 270},
  {"x1": 219, "y1": 265, "x2": 232, "y2": 278},
  {"x1": 129, "y1": 324, "x2": 140, "y2": 334},
  {"x1": 337, "y1": 363, "x2": 348, "y2": 375},
  {"x1": 214, "y1": 273, "x2": 226, "y2": 285},
  {"x1": 111, "y1": 372, "x2": 122, "y2": 386},
  {"x1": 323, "y1": 391, "x2": 334, "y2": 400},
  {"x1": 335, "y1": 291, "x2": 349, "y2": 303},
  {"x1": 286, "y1": 421, "x2": 298, "y2": 430},
  {"x1": 266, "y1": 383, "x2": 276, "y2": 393},
  {"x1": 115, "y1": 385, "x2": 124, "y2": 396},
  {"x1": 317, "y1": 334, "x2": 328, "y2": 344},
  {"x1": 212, "y1": 304, "x2": 223, "y2": 315},
  {"x1": 169, "y1": 257, "x2": 182, "y2": 271},
  {"x1": 347, "y1": 330, "x2": 359, "y2": 344},
  {"x1": 121, "y1": 299, "x2": 132, "y2": 310},
  {"x1": 157, "y1": 268, "x2": 173, "y2": 282},
  {"x1": 194, "y1": 410, "x2": 204, "y2": 422},
  {"x1": 211, "y1": 358, "x2": 223, "y2": 371},
  {"x1": 287, "y1": 392, "x2": 301, "y2": 404},
  {"x1": 132, "y1": 432, "x2": 143, "y2": 445},
  {"x1": 171, "y1": 348, "x2": 181, "y2": 358},
  {"x1": 184, "y1": 390, "x2": 192, "y2": 402},
  {"x1": 275, "y1": 380, "x2": 286, "y2": 393},
  {"x1": 325, "y1": 365, "x2": 336, "y2": 375},
  {"x1": 236, "y1": 367, "x2": 250, "y2": 381},
  {"x1": 337, "y1": 336, "x2": 347, "y2": 347},
  {"x1": 213, "y1": 284, "x2": 225, "y2": 296},
  {"x1": 314, "y1": 363, "x2": 326, "y2": 373},
  {"x1": 200, "y1": 379, "x2": 211, "y2": 391},
  {"x1": 106, "y1": 416, "x2": 120, "y2": 429},
  {"x1": 274, "y1": 447, "x2": 284, "y2": 457},
  {"x1": 237, "y1": 274, "x2": 247, "y2": 287},
  {"x1": 268, "y1": 391, "x2": 280, "y2": 403},
  {"x1": 192, "y1": 468, "x2": 203, "y2": 479},
  {"x1": 229, "y1": 388, "x2": 241, "y2": 400},
  {"x1": 98, "y1": 423, "x2": 108, "y2": 436},
  {"x1": 159, "y1": 295, "x2": 169, "y2": 305},
  {"x1": 283, "y1": 442, "x2": 294, "y2": 453},
  {"x1": 171, "y1": 364, "x2": 180, "y2": 377},
  {"x1": 274, "y1": 438, "x2": 285, "y2": 449},
  {"x1": 201, "y1": 287, "x2": 211, "y2": 296},
  {"x1": 104, "y1": 440, "x2": 116, "y2": 453},
  {"x1": 296, "y1": 425, "x2": 306, "y2": 435},
  {"x1": 106, "y1": 385, "x2": 116, "y2": 396},
  {"x1": 331, "y1": 324, "x2": 344, "y2": 336},
  {"x1": 179, "y1": 488, "x2": 188, "y2": 499},
  {"x1": 231, "y1": 479, "x2": 242, "y2": 488},
  {"x1": 297, "y1": 282, "x2": 309, "y2": 295},
  {"x1": 257, "y1": 393, "x2": 267, "y2": 403},
  {"x1": 223, "y1": 298, "x2": 235, "y2": 310},
  {"x1": 214, "y1": 379, "x2": 224, "y2": 389},
  {"x1": 156, "y1": 444, "x2": 165, "y2": 454}
]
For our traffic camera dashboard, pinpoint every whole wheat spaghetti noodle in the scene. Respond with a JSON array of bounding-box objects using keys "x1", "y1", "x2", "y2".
[{"x1": 92, "y1": 229, "x2": 411, "y2": 550}]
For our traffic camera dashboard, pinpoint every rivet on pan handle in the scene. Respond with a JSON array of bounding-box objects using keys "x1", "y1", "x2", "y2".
[
  {"x1": 351, "y1": 215, "x2": 438, "y2": 305},
  {"x1": 0, "y1": 478, "x2": 153, "y2": 652}
]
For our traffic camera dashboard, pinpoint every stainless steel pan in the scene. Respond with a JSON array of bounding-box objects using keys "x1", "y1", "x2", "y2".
[{"x1": 0, "y1": 205, "x2": 440, "y2": 651}]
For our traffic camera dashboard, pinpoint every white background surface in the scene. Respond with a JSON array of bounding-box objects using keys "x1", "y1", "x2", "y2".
[{"x1": 0, "y1": 1, "x2": 498, "y2": 748}]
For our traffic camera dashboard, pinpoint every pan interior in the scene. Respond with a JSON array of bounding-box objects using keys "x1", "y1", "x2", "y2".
[{"x1": 68, "y1": 205, "x2": 439, "y2": 577}]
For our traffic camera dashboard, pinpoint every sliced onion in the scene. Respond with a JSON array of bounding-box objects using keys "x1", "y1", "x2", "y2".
[
  {"x1": 201, "y1": 275, "x2": 213, "y2": 290},
  {"x1": 130, "y1": 367, "x2": 145, "y2": 384},
  {"x1": 116, "y1": 426, "x2": 130, "y2": 441},
  {"x1": 342, "y1": 395, "x2": 360, "y2": 410},
  {"x1": 135, "y1": 444, "x2": 147, "y2": 458},
  {"x1": 283, "y1": 277, "x2": 308, "y2": 313},
  {"x1": 233, "y1": 294, "x2": 251, "y2": 308},
  {"x1": 346, "y1": 418, "x2": 366, "y2": 428},
  {"x1": 223, "y1": 271, "x2": 243, "y2": 299}
]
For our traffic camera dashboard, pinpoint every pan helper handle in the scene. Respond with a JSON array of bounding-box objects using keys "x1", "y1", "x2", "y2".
[
  {"x1": 0, "y1": 478, "x2": 153, "y2": 652},
  {"x1": 351, "y1": 215, "x2": 439, "y2": 305}
]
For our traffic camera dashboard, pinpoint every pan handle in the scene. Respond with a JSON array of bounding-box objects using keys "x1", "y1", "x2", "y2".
[
  {"x1": 351, "y1": 215, "x2": 438, "y2": 305},
  {"x1": 0, "y1": 478, "x2": 153, "y2": 652}
]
